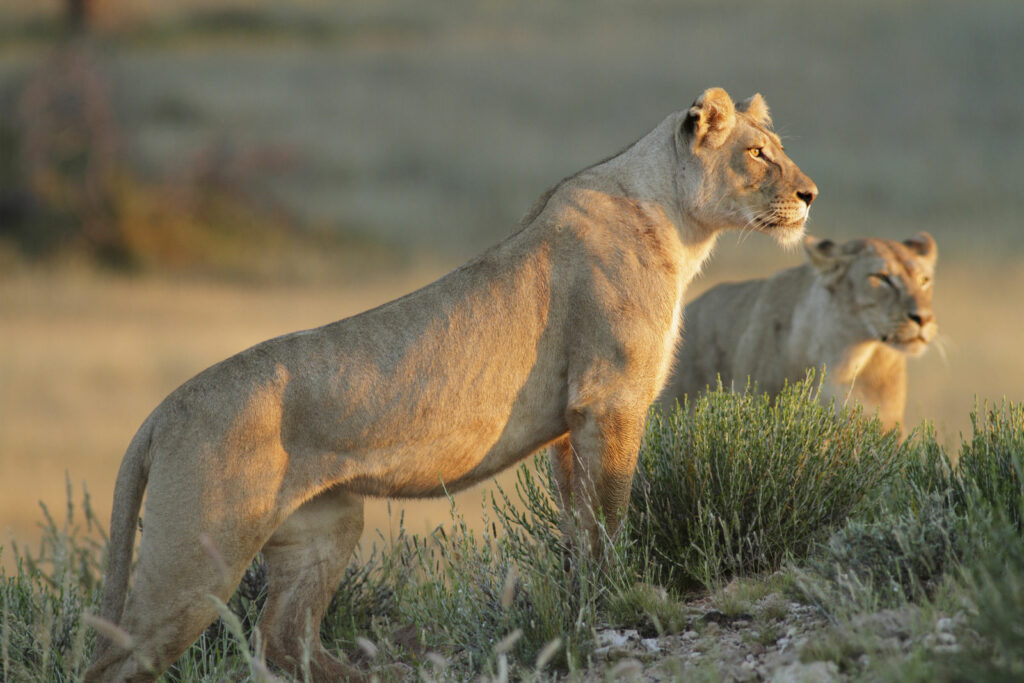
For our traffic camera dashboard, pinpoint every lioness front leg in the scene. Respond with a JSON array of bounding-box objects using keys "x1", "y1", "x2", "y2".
[{"x1": 562, "y1": 405, "x2": 645, "y2": 554}]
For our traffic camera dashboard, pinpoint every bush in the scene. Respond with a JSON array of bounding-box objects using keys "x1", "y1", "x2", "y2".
[
  {"x1": 804, "y1": 493, "x2": 964, "y2": 609},
  {"x1": 943, "y1": 520, "x2": 1024, "y2": 682},
  {"x1": 935, "y1": 401, "x2": 1024, "y2": 680},
  {"x1": 794, "y1": 400, "x2": 1024, "y2": 680},
  {"x1": 629, "y1": 376, "x2": 909, "y2": 590},
  {"x1": 957, "y1": 400, "x2": 1024, "y2": 530}
]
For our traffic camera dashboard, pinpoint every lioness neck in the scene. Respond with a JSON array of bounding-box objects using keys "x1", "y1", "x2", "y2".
[
  {"x1": 575, "y1": 113, "x2": 718, "y2": 282},
  {"x1": 789, "y1": 278, "x2": 886, "y2": 385}
]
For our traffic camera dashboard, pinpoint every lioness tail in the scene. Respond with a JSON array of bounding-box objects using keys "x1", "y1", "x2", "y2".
[{"x1": 96, "y1": 416, "x2": 153, "y2": 630}]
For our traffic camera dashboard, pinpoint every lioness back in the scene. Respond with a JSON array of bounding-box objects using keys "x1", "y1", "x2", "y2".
[{"x1": 663, "y1": 233, "x2": 938, "y2": 433}]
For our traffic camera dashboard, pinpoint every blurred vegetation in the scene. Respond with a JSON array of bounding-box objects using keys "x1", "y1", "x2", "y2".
[
  {"x1": 2, "y1": 381, "x2": 1023, "y2": 679},
  {"x1": 0, "y1": 4, "x2": 403, "y2": 279},
  {"x1": 0, "y1": 41, "x2": 394, "y2": 281},
  {"x1": 2, "y1": 0, "x2": 1023, "y2": 265}
]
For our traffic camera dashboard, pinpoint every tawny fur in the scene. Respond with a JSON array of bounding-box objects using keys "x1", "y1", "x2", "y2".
[
  {"x1": 85, "y1": 88, "x2": 817, "y2": 682},
  {"x1": 662, "y1": 233, "x2": 938, "y2": 433}
]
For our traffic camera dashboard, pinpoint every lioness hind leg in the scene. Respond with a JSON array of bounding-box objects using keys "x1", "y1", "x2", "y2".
[
  {"x1": 85, "y1": 528, "x2": 259, "y2": 682},
  {"x1": 259, "y1": 486, "x2": 365, "y2": 683}
]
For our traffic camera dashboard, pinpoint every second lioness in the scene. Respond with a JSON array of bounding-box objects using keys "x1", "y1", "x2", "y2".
[{"x1": 663, "y1": 233, "x2": 938, "y2": 432}]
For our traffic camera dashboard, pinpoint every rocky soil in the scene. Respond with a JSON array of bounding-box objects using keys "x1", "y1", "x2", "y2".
[{"x1": 582, "y1": 593, "x2": 971, "y2": 682}]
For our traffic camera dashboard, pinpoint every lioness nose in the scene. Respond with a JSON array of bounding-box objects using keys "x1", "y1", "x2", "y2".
[
  {"x1": 796, "y1": 182, "x2": 818, "y2": 207},
  {"x1": 908, "y1": 311, "x2": 933, "y2": 326}
]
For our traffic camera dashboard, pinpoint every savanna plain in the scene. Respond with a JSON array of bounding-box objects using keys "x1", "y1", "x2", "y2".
[{"x1": 2, "y1": 0, "x2": 1023, "y2": 680}]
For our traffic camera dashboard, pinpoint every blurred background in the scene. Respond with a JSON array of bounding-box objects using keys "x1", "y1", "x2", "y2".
[{"x1": 2, "y1": 0, "x2": 1022, "y2": 571}]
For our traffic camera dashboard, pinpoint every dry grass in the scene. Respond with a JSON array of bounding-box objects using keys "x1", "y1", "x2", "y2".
[{"x1": 3, "y1": 251, "x2": 1022, "y2": 572}]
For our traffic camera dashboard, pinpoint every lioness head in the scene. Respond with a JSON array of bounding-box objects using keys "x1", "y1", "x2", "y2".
[
  {"x1": 805, "y1": 233, "x2": 938, "y2": 355},
  {"x1": 676, "y1": 88, "x2": 818, "y2": 246}
]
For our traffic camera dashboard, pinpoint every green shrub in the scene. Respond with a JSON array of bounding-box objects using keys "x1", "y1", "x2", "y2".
[
  {"x1": 932, "y1": 401, "x2": 1024, "y2": 681},
  {"x1": 944, "y1": 520, "x2": 1024, "y2": 682},
  {"x1": 629, "y1": 376, "x2": 909, "y2": 590},
  {"x1": 804, "y1": 492, "x2": 964, "y2": 609},
  {"x1": 793, "y1": 425, "x2": 965, "y2": 612},
  {"x1": 866, "y1": 422, "x2": 961, "y2": 520},
  {"x1": 958, "y1": 400, "x2": 1024, "y2": 529},
  {"x1": 795, "y1": 400, "x2": 1024, "y2": 681}
]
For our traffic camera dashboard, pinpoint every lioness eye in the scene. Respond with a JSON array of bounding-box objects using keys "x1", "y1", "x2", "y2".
[
  {"x1": 749, "y1": 147, "x2": 763, "y2": 158},
  {"x1": 870, "y1": 273, "x2": 895, "y2": 289}
]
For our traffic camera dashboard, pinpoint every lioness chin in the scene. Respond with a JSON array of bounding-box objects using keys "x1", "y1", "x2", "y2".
[
  {"x1": 662, "y1": 233, "x2": 938, "y2": 433},
  {"x1": 86, "y1": 87, "x2": 816, "y2": 682}
]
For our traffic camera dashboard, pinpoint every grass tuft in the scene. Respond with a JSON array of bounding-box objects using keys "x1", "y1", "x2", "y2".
[{"x1": 0, "y1": 481, "x2": 101, "y2": 682}]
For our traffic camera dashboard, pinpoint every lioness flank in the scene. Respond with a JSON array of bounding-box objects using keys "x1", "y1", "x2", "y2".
[
  {"x1": 662, "y1": 233, "x2": 937, "y2": 433},
  {"x1": 86, "y1": 87, "x2": 817, "y2": 682}
]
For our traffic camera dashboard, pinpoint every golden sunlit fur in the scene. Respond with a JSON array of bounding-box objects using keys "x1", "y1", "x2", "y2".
[
  {"x1": 662, "y1": 233, "x2": 938, "y2": 433},
  {"x1": 85, "y1": 87, "x2": 816, "y2": 682}
]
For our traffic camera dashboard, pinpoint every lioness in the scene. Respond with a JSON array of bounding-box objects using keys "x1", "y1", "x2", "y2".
[
  {"x1": 662, "y1": 233, "x2": 937, "y2": 432},
  {"x1": 86, "y1": 87, "x2": 816, "y2": 682}
]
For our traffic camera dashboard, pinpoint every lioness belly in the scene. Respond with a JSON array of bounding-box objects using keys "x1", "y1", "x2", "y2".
[{"x1": 304, "y1": 380, "x2": 567, "y2": 499}]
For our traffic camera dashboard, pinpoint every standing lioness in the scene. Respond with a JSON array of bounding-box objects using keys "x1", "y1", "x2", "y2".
[
  {"x1": 86, "y1": 87, "x2": 816, "y2": 682},
  {"x1": 663, "y1": 233, "x2": 938, "y2": 432}
]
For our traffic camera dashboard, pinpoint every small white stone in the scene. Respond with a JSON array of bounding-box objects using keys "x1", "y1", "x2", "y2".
[
  {"x1": 769, "y1": 660, "x2": 840, "y2": 683},
  {"x1": 596, "y1": 630, "x2": 636, "y2": 649}
]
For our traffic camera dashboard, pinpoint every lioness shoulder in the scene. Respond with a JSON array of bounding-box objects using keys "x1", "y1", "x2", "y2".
[{"x1": 663, "y1": 233, "x2": 938, "y2": 432}]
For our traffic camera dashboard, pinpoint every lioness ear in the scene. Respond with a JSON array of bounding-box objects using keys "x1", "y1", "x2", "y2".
[
  {"x1": 738, "y1": 93, "x2": 772, "y2": 128},
  {"x1": 903, "y1": 232, "x2": 937, "y2": 267},
  {"x1": 681, "y1": 87, "x2": 736, "y2": 150},
  {"x1": 804, "y1": 236, "x2": 838, "y2": 268},
  {"x1": 804, "y1": 236, "x2": 847, "y2": 287}
]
